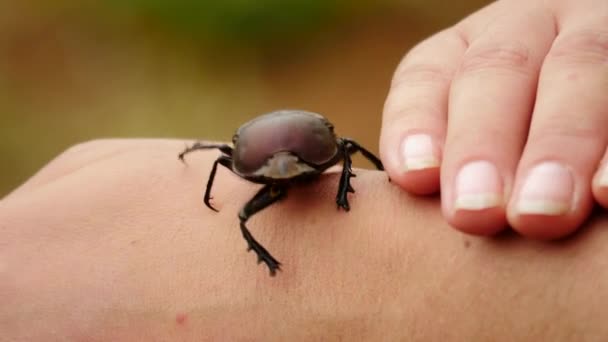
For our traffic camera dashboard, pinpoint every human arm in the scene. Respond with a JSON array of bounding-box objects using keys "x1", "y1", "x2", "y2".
[{"x1": 2, "y1": 139, "x2": 608, "y2": 340}]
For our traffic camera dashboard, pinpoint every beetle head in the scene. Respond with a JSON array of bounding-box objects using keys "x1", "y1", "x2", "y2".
[{"x1": 251, "y1": 151, "x2": 317, "y2": 179}]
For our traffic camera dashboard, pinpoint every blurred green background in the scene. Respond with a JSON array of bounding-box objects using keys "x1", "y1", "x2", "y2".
[{"x1": 0, "y1": 0, "x2": 490, "y2": 196}]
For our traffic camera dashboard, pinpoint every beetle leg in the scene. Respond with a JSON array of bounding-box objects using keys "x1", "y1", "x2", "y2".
[
  {"x1": 239, "y1": 184, "x2": 286, "y2": 276},
  {"x1": 336, "y1": 139, "x2": 385, "y2": 210},
  {"x1": 178, "y1": 142, "x2": 233, "y2": 163},
  {"x1": 343, "y1": 138, "x2": 384, "y2": 171},
  {"x1": 203, "y1": 155, "x2": 233, "y2": 212},
  {"x1": 336, "y1": 142, "x2": 356, "y2": 211}
]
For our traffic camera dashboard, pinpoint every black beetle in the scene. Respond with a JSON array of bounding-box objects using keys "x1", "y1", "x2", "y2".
[{"x1": 179, "y1": 109, "x2": 384, "y2": 276}]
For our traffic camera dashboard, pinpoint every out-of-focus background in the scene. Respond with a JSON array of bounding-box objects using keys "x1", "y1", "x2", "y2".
[{"x1": 0, "y1": 0, "x2": 490, "y2": 196}]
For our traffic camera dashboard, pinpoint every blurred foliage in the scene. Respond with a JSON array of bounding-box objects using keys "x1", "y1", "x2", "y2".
[
  {"x1": 0, "y1": 0, "x2": 491, "y2": 197},
  {"x1": 109, "y1": 0, "x2": 346, "y2": 43}
]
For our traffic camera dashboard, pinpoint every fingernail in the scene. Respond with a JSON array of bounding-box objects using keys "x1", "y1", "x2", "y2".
[
  {"x1": 516, "y1": 162, "x2": 573, "y2": 215},
  {"x1": 401, "y1": 134, "x2": 440, "y2": 172},
  {"x1": 454, "y1": 161, "x2": 502, "y2": 211},
  {"x1": 600, "y1": 165, "x2": 608, "y2": 187}
]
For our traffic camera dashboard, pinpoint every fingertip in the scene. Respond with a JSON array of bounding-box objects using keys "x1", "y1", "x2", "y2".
[
  {"x1": 380, "y1": 130, "x2": 442, "y2": 195},
  {"x1": 593, "y1": 165, "x2": 608, "y2": 209},
  {"x1": 506, "y1": 212, "x2": 589, "y2": 240},
  {"x1": 400, "y1": 168, "x2": 441, "y2": 195},
  {"x1": 441, "y1": 160, "x2": 508, "y2": 235},
  {"x1": 507, "y1": 191, "x2": 592, "y2": 240},
  {"x1": 593, "y1": 188, "x2": 608, "y2": 209},
  {"x1": 381, "y1": 159, "x2": 441, "y2": 195},
  {"x1": 507, "y1": 161, "x2": 595, "y2": 239},
  {"x1": 444, "y1": 191, "x2": 508, "y2": 236},
  {"x1": 447, "y1": 208, "x2": 508, "y2": 236}
]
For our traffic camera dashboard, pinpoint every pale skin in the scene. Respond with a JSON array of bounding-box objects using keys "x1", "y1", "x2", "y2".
[
  {"x1": 2, "y1": 139, "x2": 608, "y2": 341},
  {"x1": 380, "y1": 0, "x2": 608, "y2": 238}
]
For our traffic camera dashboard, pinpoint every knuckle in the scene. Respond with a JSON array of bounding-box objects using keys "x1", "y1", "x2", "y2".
[
  {"x1": 528, "y1": 114, "x2": 604, "y2": 146},
  {"x1": 383, "y1": 103, "x2": 447, "y2": 137},
  {"x1": 457, "y1": 42, "x2": 532, "y2": 76},
  {"x1": 546, "y1": 27, "x2": 608, "y2": 66},
  {"x1": 447, "y1": 125, "x2": 517, "y2": 151},
  {"x1": 385, "y1": 65, "x2": 450, "y2": 122},
  {"x1": 391, "y1": 62, "x2": 452, "y2": 88},
  {"x1": 383, "y1": 94, "x2": 446, "y2": 123}
]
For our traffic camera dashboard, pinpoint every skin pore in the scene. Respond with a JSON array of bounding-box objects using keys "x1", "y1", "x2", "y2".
[{"x1": 1, "y1": 139, "x2": 608, "y2": 341}]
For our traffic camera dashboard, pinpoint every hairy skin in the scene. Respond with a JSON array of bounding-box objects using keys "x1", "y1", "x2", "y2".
[{"x1": 1, "y1": 139, "x2": 608, "y2": 341}]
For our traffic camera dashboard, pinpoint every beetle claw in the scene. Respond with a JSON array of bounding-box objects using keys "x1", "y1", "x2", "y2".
[
  {"x1": 247, "y1": 246, "x2": 281, "y2": 276},
  {"x1": 205, "y1": 202, "x2": 219, "y2": 212},
  {"x1": 268, "y1": 263, "x2": 281, "y2": 277},
  {"x1": 337, "y1": 200, "x2": 351, "y2": 211},
  {"x1": 241, "y1": 223, "x2": 282, "y2": 275},
  {"x1": 204, "y1": 196, "x2": 221, "y2": 212}
]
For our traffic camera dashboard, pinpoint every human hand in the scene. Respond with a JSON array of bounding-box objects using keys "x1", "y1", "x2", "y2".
[
  {"x1": 380, "y1": 0, "x2": 608, "y2": 238},
  {"x1": 3, "y1": 139, "x2": 608, "y2": 340}
]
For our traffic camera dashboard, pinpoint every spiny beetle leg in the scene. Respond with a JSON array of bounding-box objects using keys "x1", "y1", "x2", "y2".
[
  {"x1": 336, "y1": 143, "x2": 356, "y2": 211},
  {"x1": 336, "y1": 138, "x2": 385, "y2": 210},
  {"x1": 240, "y1": 222, "x2": 281, "y2": 275},
  {"x1": 238, "y1": 184, "x2": 286, "y2": 276}
]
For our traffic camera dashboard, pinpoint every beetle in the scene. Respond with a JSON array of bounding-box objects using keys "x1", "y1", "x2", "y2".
[{"x1": 178, "y1": 109, "x2": 384, "y2": 276}]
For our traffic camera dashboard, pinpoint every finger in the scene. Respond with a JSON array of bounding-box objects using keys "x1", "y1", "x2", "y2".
[
  {"x1": 380, "y1": 29, "x2": 467, "y2": 195},
  {"x1": 440, "y1": 8, "x2": 556, "y2": 235},
  {"x1": 507, "y1": 11, "x2": 608, "y2": 239},
  {"x1": 593, "y1": 147, "x2": 608, "y2": 208}
]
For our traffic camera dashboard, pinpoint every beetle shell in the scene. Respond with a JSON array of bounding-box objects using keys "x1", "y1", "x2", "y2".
[{"x1": 232, "y1": 110, "x2": 338, "y2": 176}]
